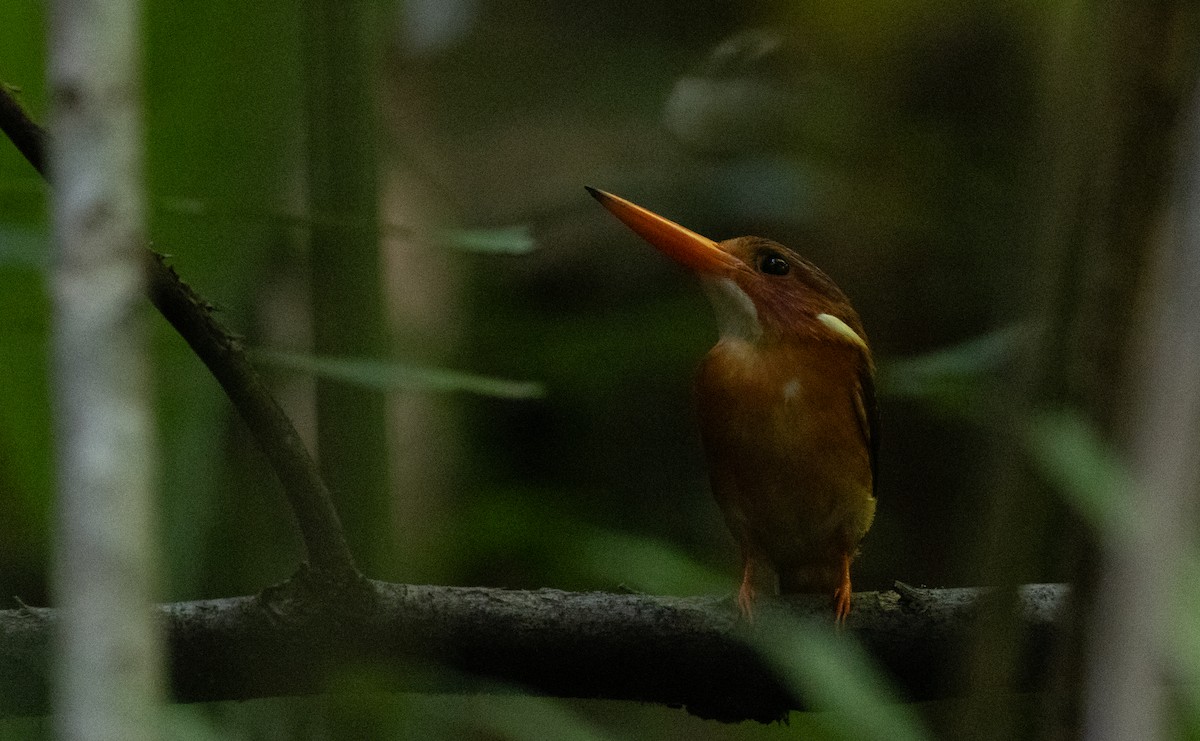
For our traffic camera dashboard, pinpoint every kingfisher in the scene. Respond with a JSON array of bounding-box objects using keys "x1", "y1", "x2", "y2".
[{"x1": 587, "y1": 187, "x2": 878, "y2": 623}]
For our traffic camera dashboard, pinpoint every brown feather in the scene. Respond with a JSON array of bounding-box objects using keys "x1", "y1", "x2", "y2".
[{"x1": 697, "y1": 334, "x2": 876, "y2": 598}]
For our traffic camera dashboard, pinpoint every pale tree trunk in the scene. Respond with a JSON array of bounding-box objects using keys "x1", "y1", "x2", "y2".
[
  {"x1": 1081, "y1": 74, "x2": 1200, "y2": 740},
  {"x1": 48, "y1": 0, "x2": 162, "y2": 738}
]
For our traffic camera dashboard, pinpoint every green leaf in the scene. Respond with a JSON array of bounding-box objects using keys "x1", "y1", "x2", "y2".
[
  {"x1": 879, "y1": 325, "x2": 1024, "y2": 415},
  {"x1": 437, "y1": 225, "x2": 537, "y2": 254},
  {"x1": 750, "y1": 613, "x2": 931, "y2": 741},
  {"x1": 1023, "y1": 410, "x2": 1136, "y2": 542},
  {"x1": 253, "y1": 350, "x2": 545, "y2": 399},
  {"x1": 572, "y1": 529, "x2": 728, "y2": 596},
  {"x1": 1025, "y1": 412, "x2": 1200, "y2": 729},
  {"x1": 461, "y1": 695, "x2": 622, "y2": 741}
]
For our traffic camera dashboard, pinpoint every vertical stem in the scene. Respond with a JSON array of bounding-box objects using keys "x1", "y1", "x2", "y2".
[
  {"x1": 48, "y1": 0, "x2": 161, "y2": 737},
  {"x1": 1032, "y1": 4, "x2": 1199, "y2": 739},
  {"x1": 966, "y1": 4, "x2": 1199, "y2": 738},
  {"x1": 1083, "y1": 70, "x2": 1200, "y2": 741},
  {"x1": 300, "y1": 0, "x2": 391, "y2": 573}
]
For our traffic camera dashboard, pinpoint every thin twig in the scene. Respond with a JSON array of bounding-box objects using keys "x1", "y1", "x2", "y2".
[
  {"x1": 0, "y1": 84, "x2": 358, "y2": 576},
  {"x1": 0, "y1": 86, "x2": 46, "y2": 176},
  {"x1": 145, "y1": 257, "x2": 357, "y2": 573}
]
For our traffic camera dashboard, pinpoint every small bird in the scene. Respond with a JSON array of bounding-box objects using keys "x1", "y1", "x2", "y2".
[{"x1": 587, "y1": 187, "x2": 878, "y2": 623}]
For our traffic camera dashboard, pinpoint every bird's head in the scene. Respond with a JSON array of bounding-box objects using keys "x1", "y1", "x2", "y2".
[{"x1": 586, "y1": 187, "x2": 868, "y2": 350}]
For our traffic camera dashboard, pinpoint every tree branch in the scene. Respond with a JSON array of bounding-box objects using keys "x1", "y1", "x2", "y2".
[
  {"x1": 0, "y1": 85, "x2": 46, "y2": 176},
  {"x1": 0, "y1": 582, "x2": 1067, "y2": 722},
  {"x1": 0, "y1": 85, "x2": 358, "y2": 577},
  {"x1": 144, "y1": 257, "x2": 357, "y2": 574}
]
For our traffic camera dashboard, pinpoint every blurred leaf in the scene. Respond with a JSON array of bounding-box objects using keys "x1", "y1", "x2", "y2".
[
  {"x1": 162, "y1": 706, "x2": 229, "y2": 741},
  {"x1": 326, "y1": 664, "x2": 624, "y2": 741},
  {"x1": 254, "y1": 349, "x2": 545, "y2": 399},
  {"x1": 437, "y1": 225, "x2": 537, "y2": 254},
  {"x1": 1023, "y1": 410, "x2": 1136, "y2": 542},
  {"x1": 751, "y1": 614, "x2": 931, "y2": 741},
  {"x1": 465, "y1": 695, "x2": 622, "y2": 741},
  {"x1": 152, "y1": 199, "x2": 538, "y2": 256},
  {"x1": 573, "y1": 528, "x2": 728, "y2": 596},
  {"x1": 1026, "y1": 411, "x2": 1200, "y2": 730},
  {"x1": 879, "y1": 325, "x2": 1024, "y2": 416}
]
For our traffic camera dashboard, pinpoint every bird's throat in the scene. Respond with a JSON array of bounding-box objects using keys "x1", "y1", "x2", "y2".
[{"x1": 702, "y1": 277, "x2": 762, "y2": 342}]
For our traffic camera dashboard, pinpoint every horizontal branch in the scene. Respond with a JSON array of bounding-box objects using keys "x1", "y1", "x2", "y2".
[{"x1": 0, "y1": 581, "x2": 1066, "y2": 723}]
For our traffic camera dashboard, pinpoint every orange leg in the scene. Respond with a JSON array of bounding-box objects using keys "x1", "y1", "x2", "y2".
[
  {"x1": 832, "y1": 552, "x2": 852, "y2": 626},
  {"x1": 737, "y1": 558, "x2": 757, "y2": 622}
]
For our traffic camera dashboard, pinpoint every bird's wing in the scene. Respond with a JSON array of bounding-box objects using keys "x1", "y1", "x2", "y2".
[{"x1": 854, "y1": 361, "x2": 880, "y2": 495}]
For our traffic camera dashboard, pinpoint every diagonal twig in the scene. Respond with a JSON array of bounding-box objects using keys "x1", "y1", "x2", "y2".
[
  {"x1": 0, "y1": 85, "x2": 358, "y2": 576},
  {"x1": 0, "y1": 86, "x2": 46, "y2": 176},
  {"x1": 145, "y1": 257, "x2": 357, "y2": 573}
]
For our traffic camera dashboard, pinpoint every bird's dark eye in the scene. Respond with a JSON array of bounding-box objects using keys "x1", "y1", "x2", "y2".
[{"x1": 758, "y1": 252, "x2": 790, "y2": 276}]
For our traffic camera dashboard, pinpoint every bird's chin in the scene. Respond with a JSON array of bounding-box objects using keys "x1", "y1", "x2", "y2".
[{"x1": 702, "y1": 277, "x2": 762, "y2": 342}]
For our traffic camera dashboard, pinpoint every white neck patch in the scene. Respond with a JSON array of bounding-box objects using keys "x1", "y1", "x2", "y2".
[
  {"x1": 702, "y1": 277, "x2": 762, "y2": 341},
  {"x1": 817, "y1": 313, "x2": 867, "y2": 350}
]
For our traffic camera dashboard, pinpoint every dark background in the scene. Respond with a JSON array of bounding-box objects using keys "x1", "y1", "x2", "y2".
[{"x1": 3, "y1": 0, "x2": 1191, "y2": 738}]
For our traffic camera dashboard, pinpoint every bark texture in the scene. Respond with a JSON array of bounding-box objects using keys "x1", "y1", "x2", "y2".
[{"x1": 0, "y1": 581, "x2": 1066, "y2": 723}]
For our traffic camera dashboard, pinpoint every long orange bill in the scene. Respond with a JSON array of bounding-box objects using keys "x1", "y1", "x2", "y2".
[{"x1": 585, "y1": 187, "x2": 739, "y2": 275}]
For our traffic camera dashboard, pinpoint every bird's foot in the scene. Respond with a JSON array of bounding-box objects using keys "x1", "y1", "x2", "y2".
[
  {"x1": 832, "y1": 583, "x2": 851, "y2": 627},
  {"x1": 832, "y1": 553, "x2": 853, "y2": 628},
  {"x1": 736, "y1": 562, "x2": 757, "y2": 622},
  {"x1": 737, "y1": 582, "x2": 757, "y2": 623}
]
